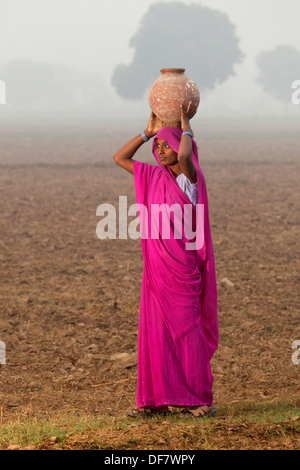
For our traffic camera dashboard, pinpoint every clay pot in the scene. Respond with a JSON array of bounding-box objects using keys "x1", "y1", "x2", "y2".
[{"x1": 148, "y1": 68, "x2": 200, "y2": 127}]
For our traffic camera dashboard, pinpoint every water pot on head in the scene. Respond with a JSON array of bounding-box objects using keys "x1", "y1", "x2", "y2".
[{"x1": 148, "y1": 68, "x2": 200, "y2": 128}]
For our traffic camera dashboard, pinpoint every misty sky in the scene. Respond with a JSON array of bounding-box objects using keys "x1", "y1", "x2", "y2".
[{"x1": 1, "y1": 0, "x2": 300, "y2": 117}]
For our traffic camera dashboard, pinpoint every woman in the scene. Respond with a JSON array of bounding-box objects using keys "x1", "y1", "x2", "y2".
[{"x1": 113, "y1": 103, "x2": 218, "y2": 418}]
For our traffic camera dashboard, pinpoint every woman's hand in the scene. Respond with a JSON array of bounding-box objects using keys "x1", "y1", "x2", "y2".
[
  {"x1": 144, "y1": 111, "x2": 164, "y2": 138},
  {"x1": 180, "y1": 101, "x2": 197, "y2": 131}
]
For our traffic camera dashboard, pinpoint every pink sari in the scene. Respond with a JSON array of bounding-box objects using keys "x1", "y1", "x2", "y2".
[{"x1": 133, "y1": 127, "x2": 218, "y2": 408}]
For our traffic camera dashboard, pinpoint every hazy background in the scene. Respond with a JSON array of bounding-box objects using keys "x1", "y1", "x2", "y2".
[{"x1": 0, "y1": 0, "x2": 299, "y2": 124}]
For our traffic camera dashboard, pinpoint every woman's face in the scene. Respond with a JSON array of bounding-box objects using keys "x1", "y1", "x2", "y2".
[{"x1": 155, "y1": 138, "x2": 178, "y2": 166}]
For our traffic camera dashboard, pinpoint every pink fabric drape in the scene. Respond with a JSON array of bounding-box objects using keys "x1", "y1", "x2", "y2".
[{"x1": 133, "y1": 127, "x2": 218, "y2": 408}]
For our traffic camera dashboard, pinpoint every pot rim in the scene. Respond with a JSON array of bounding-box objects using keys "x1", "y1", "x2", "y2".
[{"x1": 160, "y1": 68, "x2": 185, "y2": 74}]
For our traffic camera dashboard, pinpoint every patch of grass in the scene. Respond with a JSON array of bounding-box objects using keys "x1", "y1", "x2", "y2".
[
  {"x1": 0, "y1": 414, "x2": 101, "y2": 449},
  {"x1": 0, "y1": 401, "x2": 299, "y2": 450},
  {"x1": 215, "y1": 400, "x2": 300, "y2": 424}
]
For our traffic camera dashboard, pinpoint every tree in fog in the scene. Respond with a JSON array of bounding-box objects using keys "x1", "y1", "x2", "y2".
[
  {"x1": 256, "y1": 45, "x2": 300, "y2": 104},
  {"x1": 111, "y1": 2, "x2": 244, "y2": 99}
]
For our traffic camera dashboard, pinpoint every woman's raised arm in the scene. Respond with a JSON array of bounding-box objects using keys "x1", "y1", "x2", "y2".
[{"x1": 177, "y1": 102, "x2": 197, "y2": 184}]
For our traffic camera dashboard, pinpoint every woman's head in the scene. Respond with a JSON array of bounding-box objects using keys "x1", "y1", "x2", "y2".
[
  {"x1": 152, "y1": 127, "x2": 199, "y2": 173},
  {"x1": 154, "y1": 138, "x2": 178, "y2": 167}
]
